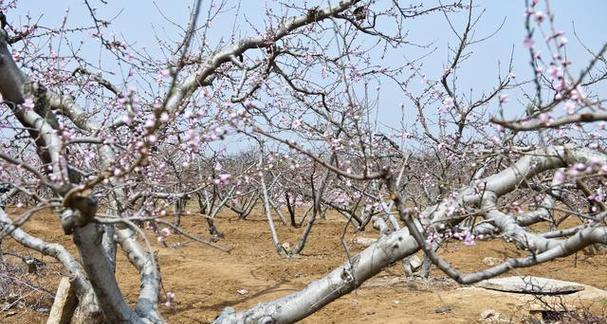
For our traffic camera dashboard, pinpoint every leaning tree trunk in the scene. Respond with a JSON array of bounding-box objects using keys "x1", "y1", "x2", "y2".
[
  {"x1": 215, "y1": 227, "x2": 420, "y2": 323},
  {"x1": 215, "y1": 145, "x2": 607, "y2": 323}
]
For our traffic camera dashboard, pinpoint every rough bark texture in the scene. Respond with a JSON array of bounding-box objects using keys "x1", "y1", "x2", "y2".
[{"x1": 215, "y1": 232, "x2": 420, "y2": 323}]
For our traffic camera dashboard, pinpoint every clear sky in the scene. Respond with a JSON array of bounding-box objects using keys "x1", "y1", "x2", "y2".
[{"x1": 6, "y1": 0, "x2": 607, "y2": 143}]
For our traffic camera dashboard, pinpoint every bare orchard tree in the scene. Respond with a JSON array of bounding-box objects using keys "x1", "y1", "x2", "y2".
[
  {"x1": 216, "y1": 0, "x2": 607, "y2": 322},
  {"x1": 0, "y1": 0, "x2": 606, "y2": 323}
]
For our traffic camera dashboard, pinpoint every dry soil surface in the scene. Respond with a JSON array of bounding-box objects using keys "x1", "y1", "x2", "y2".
[{"x1": 1, "y1": 207, "x2": 606, "y2": 323}]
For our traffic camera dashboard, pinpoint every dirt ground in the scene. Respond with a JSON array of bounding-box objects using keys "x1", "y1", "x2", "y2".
[{"x1": 1, "y1": 206, "x2": 606, "y2": 323}]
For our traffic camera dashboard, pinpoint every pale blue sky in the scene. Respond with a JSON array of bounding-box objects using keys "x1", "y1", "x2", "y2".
[{"x1": 6, "y1": 1, "x2": 607, "y2": 145}]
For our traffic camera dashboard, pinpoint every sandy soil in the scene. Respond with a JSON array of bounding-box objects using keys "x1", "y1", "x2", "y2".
[{"x1": 1, "y1": 206, "x2": 606, "y2": 323}]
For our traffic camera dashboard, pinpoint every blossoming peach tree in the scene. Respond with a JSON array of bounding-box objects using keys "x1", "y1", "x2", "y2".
[{"x1": 0, "y1": 0, "x2": 606, "y2": 323}]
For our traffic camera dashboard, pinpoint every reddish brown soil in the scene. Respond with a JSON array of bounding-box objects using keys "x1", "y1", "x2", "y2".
[{"x1": 1, "y1": 206, "x2": 606, "y2": 323}]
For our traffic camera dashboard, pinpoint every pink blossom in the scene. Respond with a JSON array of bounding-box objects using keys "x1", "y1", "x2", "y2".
[
  {"x1": 442, "y1": 96, "x2": 454, "y2": 109},
  {"x1": 160, "y1": 112, "x2": 169, "y2": 122},
  {"x1": 160, "y1": 228, "x2": 171, "y2": 237},
  {"x1": 12, "y1": 51, "x2": 21, "y2": 62},
  {"x1": 571, "y1": 86, "x2": 585, "y2": 101},
  {"x1": 165, "y1": 291, "x2": 175, "y2": 308},
  {"x1": 121, "y1": 115, "x2": 132, "y2": 124},
  {"x1": 539, "y1": 113, "x2": 550, "y2": 123},
  {"x1": 534, "y1": 11, "x2": 545, "y2": 23},
  {"x1": 574, "y1": 163, "x2": 587, "y2": 171},
  {"x1": 463, "y1": 231, "x2": 476, "y2": 246},
  {"x1": 498, "y1": 94, "x2": 509, "y2": 104},
  {"x1": 160, "y1": 69, "x2": 171, "y2": 78},
  {"x1": 20, "y1": 97, "x2": 35, "y2": 110},
  {"x1": 291, "y1": 119, "x2": 302, "y2": 129},
  {"x1": 523, "y1": 36, "x2": 535, "y2": 48},
  {"x1": 548, "y1": 65, "x2": 562, "y2": 79},
  {"x1": 594, "y1": 188, "x2": 604, "y2": 202},
  {"x1": 145, "y1": 118, "x2": 156, "y2": 128},
  {"x1": 564, "y1": 101, "x2": 576, "y2": 115},
  {"x1": 217, "y1": 173, "x2": 231, "y2": 185}
]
